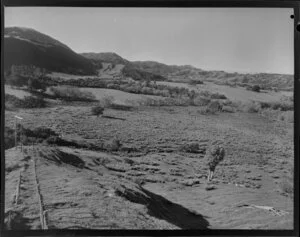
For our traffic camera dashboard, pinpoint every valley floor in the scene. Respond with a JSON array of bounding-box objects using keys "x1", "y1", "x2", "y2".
[{"x1": 4, "y1": 105, "x2": 293, "y2": 229}]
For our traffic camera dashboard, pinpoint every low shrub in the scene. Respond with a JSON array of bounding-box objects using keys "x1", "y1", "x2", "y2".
[
  {"x1": 91, "y1": 105, "x2": 105, "y2": 117},
  {"x1": 251, "y1": 85, "x2": 261, "y2": 92},
  {"x1": 188, "y1": 79, "x2": 204, "y2": 85},
  {"x1": 100, "y1": 95, "x2": 114, "y2": 108},
  {"x1": 110, "y1": 103, "x2": 134, "y2": 111},
  {"x1": 179, "y1": 142, "x2": 203, "y2": 153},
  {"x1": 207, "y1": 101, "x2": 221, "y2": 113},
  {"x1": 210, "y1": 93, "x2": 227, "y2": 100},
  {"x1": 28, "y1": 78, "x2": 47, "y2": 92},
  {"x1": 105, "y1": 138, "x2": 122, "y2": 151},
  {"x1": 278, "y1": 177, "x2": 293, "y2": 197},
  {"x1": 198, "y1": 106, "x2": 218, "y2": 115},
  {"x1": 193, "y1": 96, "x2": 211, "y2": 106},
  {"x1": 221, "y1": 105, "x2": 235, "y2": 113},
  {"x1": 240, "y1": 101, "x2": 261, "y2": 113},
  {"x1": 198, "y1": 107, "x2": 209, "y2": 115}
]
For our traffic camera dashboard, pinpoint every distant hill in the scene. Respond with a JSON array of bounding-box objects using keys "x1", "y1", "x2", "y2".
[
  {"x1": 190, "y1": 70, "x2": 293, "y2": 90},
  {"x1": 81, "y1": 52, "x2": 166, "y2": 81},
  {"x1": 131, "y1": 61, "x2": 199, "y2": 76},
  {"x1": 81, "y1": 52, "x2": 293, "y2": 89},
  {"x1": 4, "y1": 27, "x2": 293, "y2": 89},
  {"x1": 81, "y1": 52, "x2": 130, "y2": 65},
  {"x1": 131, "y1": 61, "x2": 206, "y2": 81},
  {"x1": 130, "y1": 61, "x2": 293, "y2": 89},
  {"x1": 4, "y1": 27, "x2": 96, "y2": 75}
]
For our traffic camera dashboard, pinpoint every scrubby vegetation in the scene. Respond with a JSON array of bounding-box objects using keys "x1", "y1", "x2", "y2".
[
  {"x1": 239, "y1": 101, "x2": 261, "y2": 113},
  {"x1": 25, "y1": 127, "x2": 59, "y2": 139},
  {"x1": 123, "y1": 65, "x2": 166, "y2": 81},
  {"x1": 5, "y1": 73, "x2": 28, "y2": 88},
  {"x1": 198, "y1": 101, "x2": 222, "y2": 115},
  {"x1": 259, "y1": 101, "x2": 293, "y2": 111},
  {"x1": 28, "y1": 78, "x2": 47, "y2": 92},
  {"x1": 5, "y1": 94, "x2": 47, "y2": 109},
  {"x1": 188, "y1": 79, "x2": 204, "y2": 85},
  {"x1": 230, "y1": 95, "x2": 294, "y2": 119},
  {"x1": 5, "y1": 65, "x2": 48, "y2": 92},
  {"x1": 179, "y1": 142, "x2": 205, "y2": 153},
  {"x1": 279, "y1": 178, "x2": 293, "y2": 196},
  {"x1": 4, "y1": 125, "x2": 99, "y2": 151},
  {"x1": 205, "y1": 71, "x2": 293, "y2": 91},
  {"x1": 250, "y1": 85, "x2": 261, "y2": 92},
  {"x1": 91, "y1": 105, "x2": 105, "y2": 117},
  {"x1": 49, "y1": 86, "x2": 96, "y2": 101},
  {"x1": 210, "y1": 93, "x2": 227, "y2": 99},
  {"x1": 4, "y1": 125, "x2": 58, "y2": 150},
  {"x1": 99, "y1": 95, "x2": 114, "y2": 108},
  {"x1": 105, "y1": 138, "x2": 122, "y2": 151},
  {"x1": 37, "y1": 75, "x2": 227, "y2": 101},
  {"x1": 4, "y1": 127, "x2": 15, "y2": 149},
  {"x1": 5, "y1": 124, "x2": 128, "y2": 153}
]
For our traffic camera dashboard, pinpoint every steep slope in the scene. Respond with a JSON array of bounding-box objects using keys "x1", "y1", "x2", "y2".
[
  {"x1": 5, "y1": 27, "x2": 71, "y2": 50},
  {"x1": 4, "y1": 27, "x2": 96, "y2": 75}
]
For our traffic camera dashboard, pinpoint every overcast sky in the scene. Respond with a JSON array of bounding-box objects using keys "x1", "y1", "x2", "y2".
[{"x1": 5, "y1": 7, "x2": 294, "y2": 74}]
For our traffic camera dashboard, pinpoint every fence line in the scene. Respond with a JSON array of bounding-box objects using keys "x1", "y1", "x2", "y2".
[
  {"x1": 14, "y1": 169, "x2": 22, "y2": 205},
  {"x1": 33, "y1": 157, "x2": 48, "y2": 229}
]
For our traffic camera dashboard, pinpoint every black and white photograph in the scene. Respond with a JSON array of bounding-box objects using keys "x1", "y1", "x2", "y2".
[{"x1": 2, "y1": 6, "x2": 295, "y2": 230}]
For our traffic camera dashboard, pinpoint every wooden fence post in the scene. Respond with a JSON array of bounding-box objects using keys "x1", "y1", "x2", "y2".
[{"x1": 14, "y1": 170, "x2": 22, "y2": 204}]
